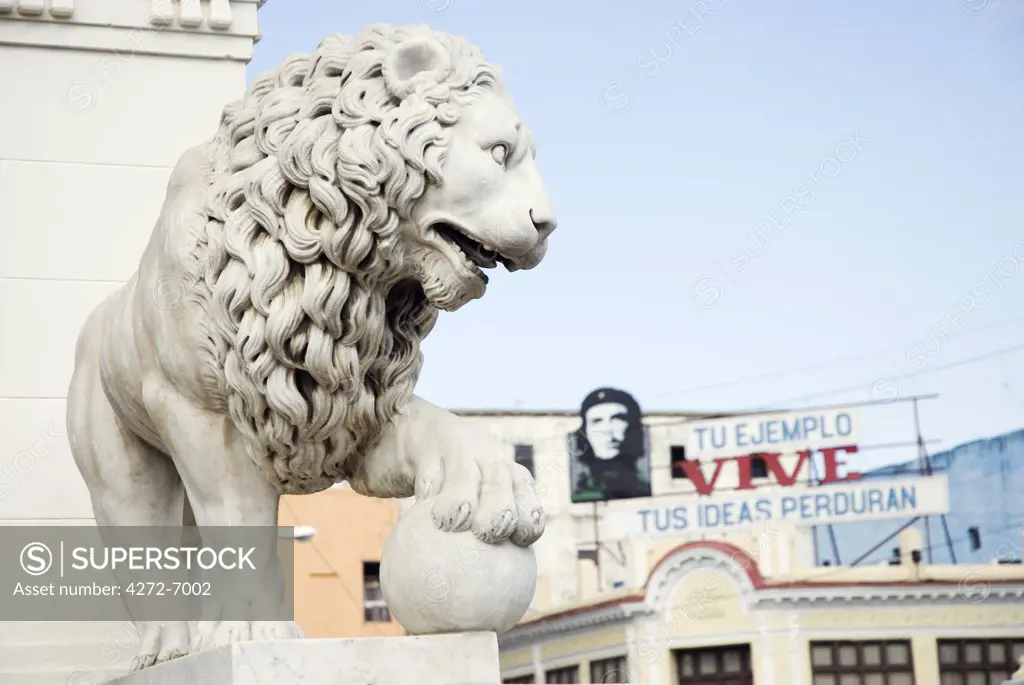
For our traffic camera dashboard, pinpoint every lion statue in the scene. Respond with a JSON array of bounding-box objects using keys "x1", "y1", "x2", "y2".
[{"x1": 66, "y1": 23, "x2": 556, "y2": 671}]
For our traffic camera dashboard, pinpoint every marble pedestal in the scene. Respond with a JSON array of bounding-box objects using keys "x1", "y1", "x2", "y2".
[{"x1": 107, "y1": 632, "x2": 501, "y2": 685}]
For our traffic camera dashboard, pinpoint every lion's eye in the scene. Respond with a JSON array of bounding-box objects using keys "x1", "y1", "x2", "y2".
[{"x1": 490, "y1": 143, "x2": 510, "y2": 165}]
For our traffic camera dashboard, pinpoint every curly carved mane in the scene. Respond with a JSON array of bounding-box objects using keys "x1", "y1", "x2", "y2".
[{"x1": 187, "y1": 24, "x2": 502, "y2": 492}]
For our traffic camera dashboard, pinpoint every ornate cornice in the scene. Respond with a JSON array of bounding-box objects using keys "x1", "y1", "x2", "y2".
[
  {"x1": 644, "y1": 542, "x2": 759, "y2": 613},
  {"x1": 498, "y1": 601, "x2": 649, "y2": 649},
  {"x1": 500, "y1": 541, "x2": 1024, "y2": 647},
  {"x1": 752, "y1": 582, "x2": 1024, "y2": 608}
]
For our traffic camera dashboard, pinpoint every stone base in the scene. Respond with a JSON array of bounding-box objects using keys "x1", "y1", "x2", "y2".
[{"x1": 106, "y1": 632, "x2": 500, "y2": 685}]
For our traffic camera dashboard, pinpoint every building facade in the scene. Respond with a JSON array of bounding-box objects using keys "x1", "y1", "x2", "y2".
[
  {"x1": 815, "y1": 428, "x2": 1024, "y2": 567},
  {"x1": 497, "y1": 531, "x2": 1024, "y2": 685},
  {"x1": 454, "y1": 408, "x2": 1024, "y2": 684},
  {"x1": 281, "y1": 486, "x2": 405, "y2": 639}
]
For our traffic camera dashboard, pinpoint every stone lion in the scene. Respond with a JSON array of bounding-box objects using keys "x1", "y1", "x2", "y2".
[{"x1": 66, "y1": 23, "x2": 556, "y2": 671}]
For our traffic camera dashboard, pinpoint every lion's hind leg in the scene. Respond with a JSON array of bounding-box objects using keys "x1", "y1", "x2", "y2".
[{"x1": 67, "y1": 340, "x2": 189, "y2": 672}]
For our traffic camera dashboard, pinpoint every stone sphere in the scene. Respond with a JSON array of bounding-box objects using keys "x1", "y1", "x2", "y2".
[{"x1": 380, "y1": 498, "x2": 537, "y2": 635}]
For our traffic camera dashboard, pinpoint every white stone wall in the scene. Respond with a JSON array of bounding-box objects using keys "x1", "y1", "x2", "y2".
[
  {"x1": 0, "y1": 0, "x2": 260, "y2": 526},
  {"x1": 0, "y1": 1, "x2": 262, "y2": 678}
]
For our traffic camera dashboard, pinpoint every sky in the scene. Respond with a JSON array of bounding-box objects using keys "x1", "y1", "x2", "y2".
[{"x1": 248, "y1": 0, "x2": 1024, "y2": 470}]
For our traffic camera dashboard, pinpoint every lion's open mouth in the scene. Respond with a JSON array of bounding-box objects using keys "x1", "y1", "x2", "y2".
[{"x1": 432, "y1": 223, "x2": 515, "y2": 284}]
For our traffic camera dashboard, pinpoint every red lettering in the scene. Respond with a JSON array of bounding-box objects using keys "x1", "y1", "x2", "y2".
[
  {"x1": 734, "y1": 454, "x2": 754, "y2": 490},
  {"x1": 681, "y1": 445, "x2": 860, "y2": 494},
  {"x1": 820, "y1": 445, "x2": 861, "y2": 483},
  {"x1": 761, "y1": 451, "x2": 806, "y2": 486},
  {"x1": 678, "y1": 459, "x2": 729, "y2": 496}
]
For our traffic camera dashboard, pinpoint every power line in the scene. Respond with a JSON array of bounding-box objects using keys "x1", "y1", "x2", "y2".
[
  {"x1": 621, "y1": 315, "x2": 1024, "y2": 405},
  {"x1": 773, "y1": 342, "x2": 1024, "y2": 407}
]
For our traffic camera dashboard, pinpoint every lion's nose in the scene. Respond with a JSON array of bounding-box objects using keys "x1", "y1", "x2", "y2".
[{"x1": 530, "y1": 207, "x2": 557, "y2": 238}]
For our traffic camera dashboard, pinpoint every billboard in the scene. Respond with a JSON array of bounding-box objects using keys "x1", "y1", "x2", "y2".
[
  {"x1": 568, "y1": 388, "x2": 652, "y2": 503},
  {"x1": 685, "y1": 407, "x2": 861, "y2": 460},
  {"x1": 599, "y1": 474, "x2": 951, "y2": 539}
]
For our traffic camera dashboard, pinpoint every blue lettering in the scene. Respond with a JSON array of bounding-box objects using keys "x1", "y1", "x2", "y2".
[
  {"x1": 802, "y1": 416, "x2": 819, "y2": 438},
  {"x1": 868, "y1": 489, "x2": 884, "y2": 513},
  {"x1": 693, "y1": 427, "x2": 708, "y2": 450},
  {"x1": 836, "y1": 412, "x2": 852, "y2": 436},
  {"x1": 711, "y1": 426, "x2": 727, "y2": 449},
  {"x1": 705, "y1": 504, "x2": 721, "y2": 528},
  {"x1": 766, "y1": 420, "x2": 780, "y2": 444},
  {"x1": 814, "y1": 494, "x2": 831, "y2": 517},
  {"x1": 834, "y1": 493, "x2": 849, "y2": 516},
  {"x1": 886, "y1": 488, "x2": 900, "y2": 511},
  {"x1": 901, "y1": 486, "x2": 916, "y2": 510},
  {"x1": 781, "y1": 418, "x2": 802, "y2": 441},
  {"x1": 755, "y1": 499, "x2": 772, "y2": 520},
  {"x1": 638, "y1": 509, "x2": 653, "y2": 533},
  {"x1": 735, "y1": 423, "x2": 749, "y2": 448},
  {"x1": 672, "y1": 506, "x2": 689, "y2": 530},
  {"x1": 697, "y1": 503, "x2": 704, "y2": 527},
  {"x1": 781, "y1": 497, "x2": 797, "y2": 517},
  {"x1": 721, "y1": 502, "x2": 735, "y2": 527},
  {"x1": 800, "y1": 495, "x2": 814, "y2": 519},
  {"x1": 654, "y1": 509, "x2": 671, "y2": 531},
  {"x1": 738, "y1": 502, "x2": 753, "y2": 524},
  {"x1": 750, "y1": 422, "x2": 763, "y2": 446},
  {"x1": 851, "y1": 490, "x2": 866, "y2": 514}
]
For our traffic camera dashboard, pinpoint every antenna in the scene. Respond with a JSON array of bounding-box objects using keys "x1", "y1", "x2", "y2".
[{"x1": 912, "y1": 397, "x2": 956, "y2": 563}]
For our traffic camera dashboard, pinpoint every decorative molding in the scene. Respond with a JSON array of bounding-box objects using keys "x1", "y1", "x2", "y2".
[
  {"x1": 644, "y1": 545, "x2": 757, "y2": 614},
  {"x1": 48, "y1": 0, "x2": 73, "y2": 18},
  {"x1": 16, "y1": 0, "x2": 44, "y2": 15},
  {"x1": 208, "y1": 0, "x2": 230, "y2": 29},
  {"x1": 178, "y1": 0, "x2": 202, "y2": 27},
  {"x1": 149, "y1": 0, "x2": 175, "y2": 25},
  {"x1": 499, "y1": 602, "x2": 648, "y2": 648},
  {"x1": 752, "y1": 583, "x2": 1024, "y2": 609},
  {"x1": 0, "y1": 0, "x2": 14, "y2": 13}
]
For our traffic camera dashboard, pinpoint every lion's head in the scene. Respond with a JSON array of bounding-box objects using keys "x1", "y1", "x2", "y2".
[{"x1": 194, "y1": 24, "x2": 556, "y2": 492}]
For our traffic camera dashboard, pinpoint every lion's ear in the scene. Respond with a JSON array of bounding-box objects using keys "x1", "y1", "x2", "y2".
[{"x1": 382, "y1": 37, "x2": 452, "y2": 98}]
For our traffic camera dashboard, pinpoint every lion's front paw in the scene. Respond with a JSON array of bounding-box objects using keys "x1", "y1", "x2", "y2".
[{"x1": 428, "y1": 454, "x2": 545, "y2": 547}]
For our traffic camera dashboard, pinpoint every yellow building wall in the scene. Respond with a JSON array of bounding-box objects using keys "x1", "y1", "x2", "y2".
[
  {"x1": 504, "y1": 562, "x2": 1024, "y2": 685},
  {"x1": 278, "y1": 488, "x2": 404, "y2": 638}
]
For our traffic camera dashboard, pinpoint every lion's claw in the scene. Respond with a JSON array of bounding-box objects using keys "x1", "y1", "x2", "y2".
[{"x1": 432, "y1": 500, "x2": 472, "y2": 532}]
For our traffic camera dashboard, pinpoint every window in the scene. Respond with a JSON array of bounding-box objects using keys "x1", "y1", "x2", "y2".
[
  {"x1": 750, "y1": 454, "x2": 768, "y2": 479},
  {"x1": 937, "y1": 638, "x2": 1024, "y2": 684},
  {"x1": 675, "y1": 644, "x2": 752, "y2": 684},
  {"x1": 514, "y1": 444, "x2": 535, "y2": 475},
  {"x1": 590, "y1": 655, "x2": 628, "y2": 684},
  {"x1": 671, "y1": 445, "x2": 689, "y2": 479},
  {"x1": 544, "y1": 665, "x2": 579, "y2": 684},
  {"x1": 362, "y1": 561, "x2": 390, "y2": 622},
  {"x1": 503, "y1": 675, "x2": 536, "y2": 684},
  {"x1": 810, "y1": 640, "x2": 915, "y2": 684}
]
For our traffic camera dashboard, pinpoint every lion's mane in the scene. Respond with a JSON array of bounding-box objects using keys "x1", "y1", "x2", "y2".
[{"x1": 186, "y1": 24, "x2": 502, "y2": 493}]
